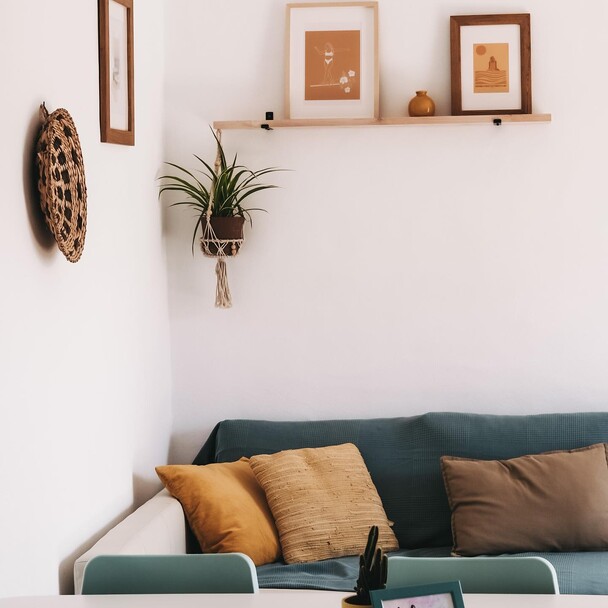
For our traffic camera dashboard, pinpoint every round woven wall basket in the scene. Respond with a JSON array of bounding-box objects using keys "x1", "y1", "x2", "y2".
[{"x1": 36, "y1": 104, "x2": 87, "y2": 263}]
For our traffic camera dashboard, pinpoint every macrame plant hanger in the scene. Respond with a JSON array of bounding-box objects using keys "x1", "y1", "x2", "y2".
[{"x1": 200, "y1": 128, "x2": 243, "y2": 309}]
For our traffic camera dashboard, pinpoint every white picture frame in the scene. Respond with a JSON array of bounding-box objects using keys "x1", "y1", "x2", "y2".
[{"x1": 285, "y1": 2, "x2": 379, "y2": 120}]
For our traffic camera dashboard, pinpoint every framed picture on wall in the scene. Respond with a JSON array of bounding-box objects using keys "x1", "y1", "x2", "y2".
[
  {"x1": 285, "y1": 2, "x2": 379, "y2": 120},
  {"x1": 371, "y1": 581, "x2": 466, "y2": 608},
  {"x1": 450, "y1": 13, "x2": 531, "y2": 115},
  {"x1": 98, "y1": 0, "x2": 135, "y2": 145}
]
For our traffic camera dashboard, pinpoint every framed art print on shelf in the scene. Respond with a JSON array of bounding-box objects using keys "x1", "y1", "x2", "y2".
[
  {"x1": 371, "y1": 581, "x2": 466, "y2": 608},
  {"x1": 285, "y1": 2, "x2": 379, "y2": 120},
  {"x1": 98, "y1": 0, "x2": 134, "y2": 145},
  {"x1": 450, "y1": 13, "x2": 531, "y2": 115}
]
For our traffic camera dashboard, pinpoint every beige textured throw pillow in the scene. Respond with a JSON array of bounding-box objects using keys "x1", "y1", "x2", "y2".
[
  {"x1": 441, "y1": 443, "x2": 608, "y2": 556},
  {"x1": 249, "y1": 443, "x2": 399, "y2": 564}
]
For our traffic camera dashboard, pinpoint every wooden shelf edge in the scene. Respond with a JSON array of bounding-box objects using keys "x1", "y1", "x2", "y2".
[{"x1": 213, "y1": 114, "x2": 552, "y2": 130}]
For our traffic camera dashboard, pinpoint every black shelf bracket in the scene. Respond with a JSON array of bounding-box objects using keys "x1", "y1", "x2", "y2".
[
  {"x1": 493, "y1": 118, "x2": 502, "y2": 126},
  {"x1": 261, "y1": 111, "x2": 274, "y2": 130}
]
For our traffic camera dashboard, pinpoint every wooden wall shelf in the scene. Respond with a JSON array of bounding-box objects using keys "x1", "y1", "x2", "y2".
[{"x1": 213, "y1": 114, "x2": 551, "y2": 130}]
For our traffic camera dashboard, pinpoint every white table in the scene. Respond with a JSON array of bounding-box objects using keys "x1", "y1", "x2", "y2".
[{"x1": 1, "y1": 591, "x2": 607, "y2": 608}]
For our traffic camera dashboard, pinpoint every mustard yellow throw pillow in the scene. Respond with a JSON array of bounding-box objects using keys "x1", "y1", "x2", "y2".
[
  {"x1": 441, "y1": 443, "x2": 608, "y2": 556},
  {"x1": 249, "y1": 443, "x2": 399, "y2": 564},
  {"x1": 156, "y1": 459, "x2": 281, "y2": 566}
]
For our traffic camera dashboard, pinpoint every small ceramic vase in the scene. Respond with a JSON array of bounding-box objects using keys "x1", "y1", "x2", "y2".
[{"x1": 408, "y1": 90, "x2": 435, "y2": 117}]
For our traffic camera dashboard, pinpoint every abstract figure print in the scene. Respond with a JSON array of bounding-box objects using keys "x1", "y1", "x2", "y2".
[{"x1": 304, "y1": 29, "x2": 361, "y2": 100}]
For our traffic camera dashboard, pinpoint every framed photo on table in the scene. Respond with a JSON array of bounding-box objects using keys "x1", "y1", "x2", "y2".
[
  {"x1": 285, "y1": 2, "x2": 379, "y2": 119},
  {"x1": 450, "y1": 13, "x2": 531, "y2": 115},
  {"x1": 98, "y1": 0, "x2": 135, "y2": 145},
  {"x1": 371, "y1": 581, "x2": 466, "y2": 608}
]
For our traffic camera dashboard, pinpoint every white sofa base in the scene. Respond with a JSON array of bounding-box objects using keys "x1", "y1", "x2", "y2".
[{"x1": 74, "y1": 490, "x2": 187, "y2": 594}]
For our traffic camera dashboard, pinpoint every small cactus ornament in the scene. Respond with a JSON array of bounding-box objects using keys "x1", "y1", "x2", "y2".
[{"x1": 353, "y1": 525, "x2": 388, "y2": 605}]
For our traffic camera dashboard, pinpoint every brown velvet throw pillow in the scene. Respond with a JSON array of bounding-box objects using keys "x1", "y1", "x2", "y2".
[
  {"x1": 441, "y1": 443, "x2": 608, "y2": 556},
  {"x1": 249, "y1": 443, "x2": 399, "y2": 564},
  {"x1": 156, "y1": 459, "x2": 281, "y2": 566}
]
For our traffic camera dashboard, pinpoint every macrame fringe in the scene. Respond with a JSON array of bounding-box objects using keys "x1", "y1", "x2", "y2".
[
  {"x1": 214, "y1": 257, "x2": 232, "y2": 308},
  {"x1": 203, "y1": 128, "x2": 241, "y2": 309}
]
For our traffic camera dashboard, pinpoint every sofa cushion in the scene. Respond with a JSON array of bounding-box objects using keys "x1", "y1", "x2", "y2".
[
  {"x1": 441, "y1": 443, "x2": 608, "y2": 556},
  {"x1": 156, "y1": 459, "x2": 281, "y2": 566},
  {"x1": 194, "y1": 413, "x2": 608, "y2": 549},
  {"x1": 255, "y1": 547, "x2": 451, "y2": 591},
  {"x1": 249, "y1": 443, "x2": 398, "y2": 564}
]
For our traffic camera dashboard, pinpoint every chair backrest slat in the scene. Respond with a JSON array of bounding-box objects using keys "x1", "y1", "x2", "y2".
[
  {"x1": 81, "y1": 554, "x2": 259, "y2": 595},
  {"x1": 387, "y1": 556, "x2": 559, "y2": 594}
]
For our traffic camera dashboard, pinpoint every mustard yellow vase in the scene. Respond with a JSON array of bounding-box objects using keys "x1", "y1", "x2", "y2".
[{"x1": 408, "y1": 90, "x2": 435, "y2": 117}]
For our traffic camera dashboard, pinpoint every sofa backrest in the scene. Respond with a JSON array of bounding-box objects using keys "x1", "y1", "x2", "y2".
[{"x1": 193, "y1": 412, "x2": 608, "y2": 549}]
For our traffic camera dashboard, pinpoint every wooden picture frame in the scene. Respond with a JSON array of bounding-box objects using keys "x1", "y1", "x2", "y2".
[
  {"x1": 98, "y1": 0, "x2": 135, "y2": 145},
  {"x1": 450, "y1": 14, "x2": 531, "y2": 115},
  {"x1": 371, "y1": 581, "x2": 466, "y2": 608},
  {"x1": 285, "y1": 2, "x2": 379, "y2": 120}
]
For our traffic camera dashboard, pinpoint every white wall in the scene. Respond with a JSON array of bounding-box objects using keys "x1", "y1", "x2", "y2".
[
  {"x1": 164, "y1": 0, "x2": 608, "y2": 465},
  {"x1": 0, "y1": 1, "x2": 172, "y2": 597},
  {"x1": 2, "y1": 0, "x2": 607, "y2": 596}
]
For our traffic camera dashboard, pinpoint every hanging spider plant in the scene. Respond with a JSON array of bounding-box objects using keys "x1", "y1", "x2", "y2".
[{"x1": 158, "y1": 128, "x2": 284, "y2": 252}]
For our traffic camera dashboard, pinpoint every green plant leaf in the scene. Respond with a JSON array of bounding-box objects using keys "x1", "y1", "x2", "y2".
[
  {"x1": 239, "y1": 167, "x2": 286, "y2": 188},
  {"x1": 191, "y1": 213, "x2": 204, "y2": 255},
  {"x1": 210, "y1": 127, "x2": 227, "y2": 170},
  {"x1": 168, "y1": 200, "x2": 206, "y2": 212},
  {"x1": 161, "y1": 161, "x2": 208, "y2": 192},
  {"x1": 235, "y1": 184, "x2": 279, "y2": 205},
  {"x1": 158, "y1": 173, "x2": 209, "y2": 197},
  {"x1": 159, "y1": 182, "x2": 209, "y2": 208},
  {"x1": 192, "y1": 155, "x2": 218, "y2": 180}
]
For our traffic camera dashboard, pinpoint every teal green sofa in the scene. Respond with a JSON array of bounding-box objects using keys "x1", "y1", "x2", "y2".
[{"x1": 193, "y1": 412, "x2": 608, "y2": 595}]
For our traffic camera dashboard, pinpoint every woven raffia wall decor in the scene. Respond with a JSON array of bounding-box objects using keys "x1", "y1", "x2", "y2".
[{"x1": 36, "y1": 103, "x2": 87, "y2": 262}]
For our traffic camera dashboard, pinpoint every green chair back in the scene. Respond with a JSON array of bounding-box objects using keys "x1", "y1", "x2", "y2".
[
  {"x1": 387, "y1": 556, "x2": 559, "y2": 594},
  {"x1": 81, "y1": 553, "x2": 259, "y2": 595}
]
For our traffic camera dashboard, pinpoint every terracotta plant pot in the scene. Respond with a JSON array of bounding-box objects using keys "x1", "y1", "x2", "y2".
[{"x1": 200, "y1": 216, "x2": 245, "y2": 256}]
